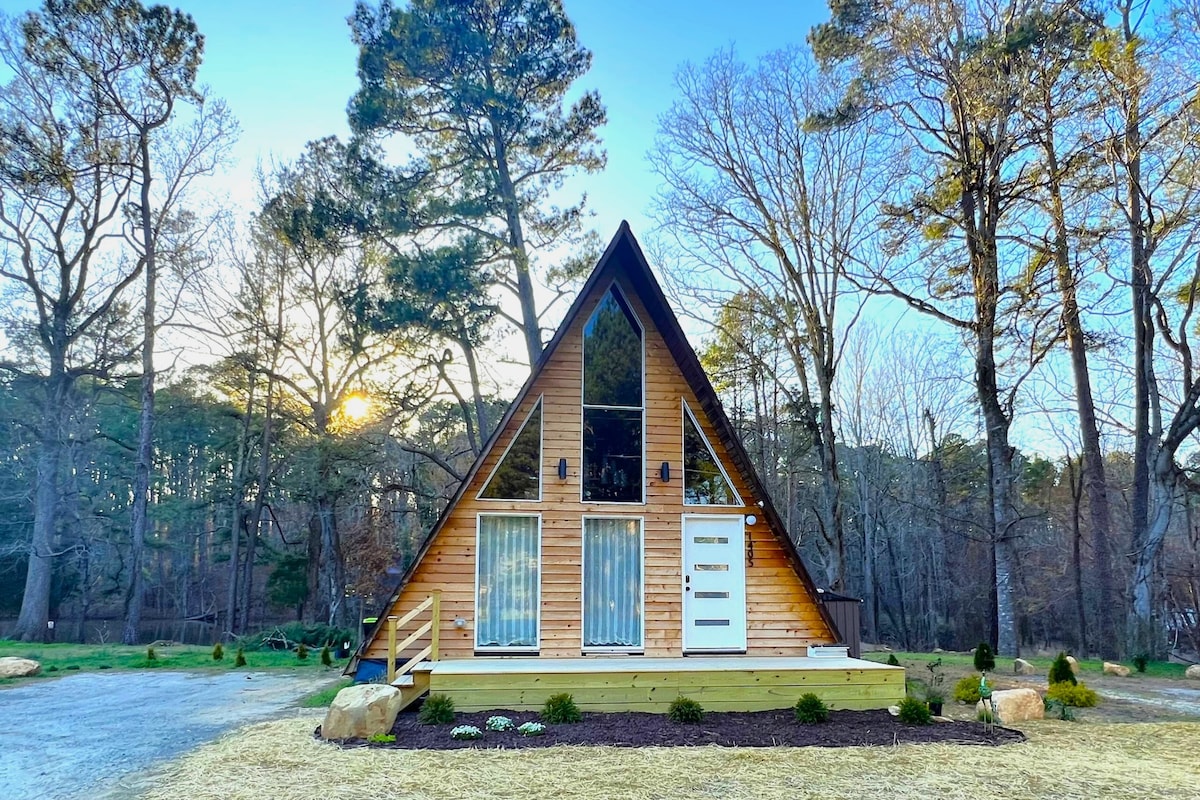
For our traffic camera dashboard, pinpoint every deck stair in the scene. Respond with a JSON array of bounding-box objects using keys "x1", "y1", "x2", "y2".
[{"x1": 385, "y1": 591, "x2": 440, "y2": 710}]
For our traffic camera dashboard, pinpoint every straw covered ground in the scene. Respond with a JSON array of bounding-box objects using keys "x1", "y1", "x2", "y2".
[{"x1": 140, "y1": 714, "x2": 1200, "y2": 800}]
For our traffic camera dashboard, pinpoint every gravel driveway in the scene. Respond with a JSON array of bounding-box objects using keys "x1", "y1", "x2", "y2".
[{"x1": 0, "y1": 670, "x2": 336, "y2": 800}]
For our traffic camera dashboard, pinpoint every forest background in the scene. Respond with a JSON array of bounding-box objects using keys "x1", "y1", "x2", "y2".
[{"x1": 1, "y1": 0, "x2": 1198, "y2": 663}]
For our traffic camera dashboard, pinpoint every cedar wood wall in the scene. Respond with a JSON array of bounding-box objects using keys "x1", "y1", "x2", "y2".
[{"x1": 363, "y1": 274, "x2": 835, "y2": 661}]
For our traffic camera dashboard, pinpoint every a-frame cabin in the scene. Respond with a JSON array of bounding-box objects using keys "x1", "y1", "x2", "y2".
[{"x1": 352, "y1": 224, "x2": 902, "y2": 712}]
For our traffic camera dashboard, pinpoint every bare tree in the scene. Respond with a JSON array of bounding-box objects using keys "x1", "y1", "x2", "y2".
[{"x1": 653, "y1": 46, "x2": 881, "y2": 590}]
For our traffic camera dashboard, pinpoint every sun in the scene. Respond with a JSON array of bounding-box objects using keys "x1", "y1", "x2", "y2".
[{"x1": 342, "y1": 394, "x2": 371, "y2": 422}]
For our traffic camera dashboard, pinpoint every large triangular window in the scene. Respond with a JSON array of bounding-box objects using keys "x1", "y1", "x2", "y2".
[
  {"x1": 582, "y1": 285, "x2": 644, "y2": 503},
  {"x1": 683, "y1": 402, "x2": 740, "y2": 505},
  {"x1": 479, "y1": 399, "x2": 542, "y2": 501}
]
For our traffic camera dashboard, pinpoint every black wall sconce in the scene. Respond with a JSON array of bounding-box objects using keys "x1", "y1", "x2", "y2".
[
  {"x1": 558, "y1": 458, "x2": 568, "y2": 480},
  {"x1": 660, "y1": 461, "x2": 670, "y2": 482}
]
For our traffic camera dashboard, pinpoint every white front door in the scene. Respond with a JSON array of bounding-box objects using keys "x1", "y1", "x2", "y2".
[{"x1": 682, "y1": 515, "x2": 747, "y2": 652}]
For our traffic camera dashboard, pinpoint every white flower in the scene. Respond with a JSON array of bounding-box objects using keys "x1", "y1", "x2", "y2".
[
  {"x1": 450, "y1": 725, "x2": 483, "y2": 740},
  {"x1": 486, "y1": 715, "x2": 514, "y2": 732},
  {"x1": 517, "y1": 721, "x2": 546, "y2": 736}
]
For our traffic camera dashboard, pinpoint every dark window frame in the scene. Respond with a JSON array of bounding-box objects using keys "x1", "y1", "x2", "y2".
[{"x1": 581, "y1": 283, "x2": 645, "y2": 505}]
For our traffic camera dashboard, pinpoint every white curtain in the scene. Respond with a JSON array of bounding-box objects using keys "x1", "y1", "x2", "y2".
[
  {"x1": 476, "y1": 515, "x2": 539, "y2": 648},
  {"x1": 583, "y1": 518, "x2": 643, "y2": 648}
]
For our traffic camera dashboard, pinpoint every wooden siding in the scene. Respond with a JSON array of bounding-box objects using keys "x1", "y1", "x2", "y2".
[
  {"x1": 364, "y1": 274, "x2": 835, "y2": 662},
  {"x1": 425, "y1": 657, "x2": 904, "y2": 712}
]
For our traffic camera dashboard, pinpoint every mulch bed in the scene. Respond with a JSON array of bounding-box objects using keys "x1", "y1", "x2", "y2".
[{"x1": 321, "y1": 708, "x2": 1026, "y2": 750}]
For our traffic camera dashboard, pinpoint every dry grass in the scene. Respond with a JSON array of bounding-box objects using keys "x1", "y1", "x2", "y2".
[{"x1": 141, "y1": 714, "x2": 1200, "y2": 800}]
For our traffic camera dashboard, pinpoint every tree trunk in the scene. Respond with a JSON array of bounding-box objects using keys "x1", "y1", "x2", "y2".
[
  {"x1": 1043, "y1": 130, "x2": 1119, "y2": 659},
  {"x1": 316, "y1": 494, "x2": 345, "y2": 626},
  {"x1": 491, "y1": 127, "x2": 542, "y2": 366},
  {"x1": 1130, "y1": 447, "x2": 1174, "y2": 657},
  {"x1": 123, "y1": 137, "x2": 157, "y2": 646},
  {"x1": 13, "y1": 431, "x2": 63, "y2": 642}
]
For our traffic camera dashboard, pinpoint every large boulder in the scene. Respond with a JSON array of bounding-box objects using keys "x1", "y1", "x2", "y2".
[
  {"x1": 1065, "y1": 656, "x2": 1081, "y2": 675},
  {"x1": 320, "y1": 684, "x2": 404, "y2": 740},
  {"x1": 1014, "y1": 658, "x2": 1036, "y2": 675},
  {"x1": 1185, "y1": 665, "x2": 1200, "y2": 680},
  {"x1": 1103, "y1": 661, "x2": 1131, "y2": 677},
  {"x1": 0, "y1": 657, "x2": 41, "y2": 678},
  {"x1": 977, "y1": 688, "x2": 1044, "y2": 724}
]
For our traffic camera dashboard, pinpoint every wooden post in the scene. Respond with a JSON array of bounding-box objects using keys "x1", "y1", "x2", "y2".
[
  {"x1": 386, "y1": 615, "x2": 398, "y2": 684},
  {"x1": 430, "y1": 590, "x2": 442, "y2": 662}
]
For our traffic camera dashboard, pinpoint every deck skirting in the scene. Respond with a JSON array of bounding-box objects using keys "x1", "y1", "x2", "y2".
[{"x1": 423, "y1": 656, "x2": 905, "y2": 712}]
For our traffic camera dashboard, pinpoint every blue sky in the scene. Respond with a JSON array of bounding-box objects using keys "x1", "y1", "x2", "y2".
[{"x1": 1, "y1": 0, "x2": 832, "y2": 237}]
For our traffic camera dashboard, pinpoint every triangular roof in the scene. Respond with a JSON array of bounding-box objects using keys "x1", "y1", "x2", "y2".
[{"x1": 355, "y1": 223, "x2": 838, "y2": 662}]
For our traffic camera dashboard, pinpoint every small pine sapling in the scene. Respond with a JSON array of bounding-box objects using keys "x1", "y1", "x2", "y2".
[
  {"x1": 793, "y1": 693, "x2": 830, "y2": 724},
  {"x1": 897, "y1": 696, "x2": 932, "y2": 725},
  {"x1": 1132, "y1": 653, "x2": 1149, "y2": 673},
  {"x1": 297, "y1": 643, "x2": 309, "y2": 660},
  {"x1": 973, "y1": 642, "x2": 995, "y2": 672},
  {"x1": 145, "y1": 646, "x2": 157, "y2": 662},
  {"x1": 886, "y1": 653, "x2": 900, "y2": 667},
  {"x1": 320, "y1": 645, "x2": 333, "y2": 667},
  {"x1": 667, "y1": 696, "x2": 705, "y2": 723},
  {"x1": 1048, "y1": 652, "x2": 1077, "y2": 686},
  {"x1": 541, "y1": 693, "x2": 583, "y2": 724},
  {"x1": 212, "y1": 643, "x2": 224, "y2": 661},
  {"x1": 235, "y1": 647, "x2": 247, "y2": 667}
]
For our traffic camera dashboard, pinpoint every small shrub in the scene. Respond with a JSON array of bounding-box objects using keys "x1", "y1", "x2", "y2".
[
  {"x1": 485, "y1": 715, "x2": 514, "y2": 732},
  {"x1": 1046, "y1": 681, "x2": 1099, "y2": 708},
  {"x1": 541, "y1": 693, "x2": 582, "y2": 724},
  {"x1": 976, "y1": 707, "x2": 996, "y2": 724},
  {"x1": 320, "y1": 645, "x2": 332, "y2": 667},
  {"x1": 886, "y1": 653, "x2": 900, "y2": 667},
  {"x1": 146, "y1": 646, "x2": 157, "y2": 662},
  {"x1": 973, "y1": 642, "x2": 995, "y2": 672},
  {"x1": 1048, "y1": 652, "x2": 1077, "y2": 686},
  {"x1": 793, "y1": 693, "x2": 830, "y2": 724},
  {"x1": 450, "y1": 725, "x2": 483, "y2": 740},
  {"x1": 297, "y1": 643, "x2": 309, "y2": 660},
  {"x1": 667, "y1": 696, "x2": 705, "y2": 723},
  {"x1": 418, "y1": 694, "x2": 456, "y2": 725},
  {"x1": 897, "y1": 695, "x2": 932, "y2": 725},
  {"x1": 517, "y1": 721, "x2": 546, "y2": 736},
  {"x1": 234, "y1": 647, "x2": 247, "y2": 668},
  {"x1": 46, "y1": 665, "x2": 59, "y2": 672},
  {"x1": 1044, "y1": 697, "x2": 1077, "y2": 721},
  {"x1": 212, "y1": 643, "x2": 224, "y2": 661},
  {"x1": 953, "y1": 674, "x2": 982, "y2": 704},
  {"x1": 367, "y1": 733, "x2": 396, "y2": 744},
  {"x1": 1132, "y1": 653, "x2": 1149, "y2": 673}
]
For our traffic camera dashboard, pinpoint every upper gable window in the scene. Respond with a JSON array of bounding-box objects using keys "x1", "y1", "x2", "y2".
[
  {"x1": 479, "y1": 399, "x2": 542, "y2": 501},
  {"x1": 583, "y1": 285, "x2": 643, "y2": 503},
  {"x1": 683, "y1": 402, "x2": 739, "y2": 505},
  {"x1": 583, "y1": 287, "x2": 642, "y2": 408}
]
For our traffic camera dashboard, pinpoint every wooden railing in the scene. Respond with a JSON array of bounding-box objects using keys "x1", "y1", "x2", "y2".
[{"x1": 386, "y1": 590, "x2": 441, "y2": 684}]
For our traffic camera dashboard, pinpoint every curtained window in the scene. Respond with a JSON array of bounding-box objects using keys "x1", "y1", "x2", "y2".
[
  {"x1": 582, "y1": 517, "x2": 643, "y2": 649},
  {"x1": 476, "y1": 515, "x2": 540, "y2": 649}
]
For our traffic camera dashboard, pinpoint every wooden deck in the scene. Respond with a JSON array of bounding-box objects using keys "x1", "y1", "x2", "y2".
[{"x1": 416, "y1": 655, "x2": 904, "y2": 712}]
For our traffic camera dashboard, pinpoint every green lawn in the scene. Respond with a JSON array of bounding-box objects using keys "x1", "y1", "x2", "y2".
[
  {"x1": 0, "y1": 640, "x2": 349, "y2": 680},
  {"x1": 298, "y1": 678, "x2": 354, "y2": 707},
  {"x1": 861, "y1": 649, "x2": 1189, "y2": 680}
]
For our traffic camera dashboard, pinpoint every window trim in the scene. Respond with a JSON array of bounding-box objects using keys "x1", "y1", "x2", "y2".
[
  {"x1": 474, "y1": 512, "x2": 542, "y2": 654},
  {"x1": 681, "y1": 400, "x2": 744, "y2": 507},
  {"x1": 580, "y1": 281, "x2": 646, "y2": 506},
  {"x1": 476, "y1": 395, "x2": 544, "y2": 503},
  {"x1": 580, "y1": 515, "x2": 646, "y2": 654}
]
